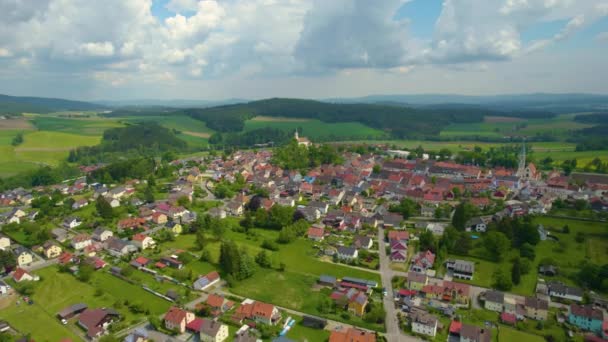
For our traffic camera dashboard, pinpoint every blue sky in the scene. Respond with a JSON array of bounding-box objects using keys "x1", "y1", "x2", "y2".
[{"x1": 0, "y1": 0, "x2": 607, "y2": 100}]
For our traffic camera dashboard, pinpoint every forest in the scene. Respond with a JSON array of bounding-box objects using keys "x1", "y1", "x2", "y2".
[{"x1": 67, "y1": 122, "x2": 188, "y2": 163}]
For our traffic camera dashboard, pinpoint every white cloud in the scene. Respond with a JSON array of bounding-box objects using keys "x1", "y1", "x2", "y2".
[
  {"x1": 79, "y1": 42, "x2": 115, "y2": 57},
  {"x1": 164, "y1": 1, "x2": 225, "y2": 41},
  {"x1": 0, "y1": 47, "x2": 11, "y2": 57}
]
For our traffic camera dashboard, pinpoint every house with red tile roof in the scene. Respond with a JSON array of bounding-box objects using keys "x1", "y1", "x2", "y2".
[
  {"x1": 329, "y1": 327, "x2": 376, "y2": 342},
  {"x1": 12, "y1": 268, "x2": 39, "y2": 282},
  {"x1": 131, "y1": 234, "x2": 155, "y2": 250},
  {"x1": 411, "y1": 250, "x2": 435, "y2": 273},
  {"x1": 307, "y1": 227, "x2": 324, "y2": 241},
  {"x1": 164, "y1": 306, "x2": 195, "y2": 333},
  {"x1": 78, "y1": 308, "x2": 119, "y2": 339},
  {"x1": 234, "y1": 300, "x2": 281, "y2": 326}
]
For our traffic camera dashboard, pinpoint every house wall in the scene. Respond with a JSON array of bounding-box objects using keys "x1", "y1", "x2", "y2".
[
  {"x1": 17, "y1": 253, "x2": 33, "y2": 266},
  {"x1": 525, "y1": 308, "x2": 547, "y2": 321},
  {"x1": 200, "y1": 324, "x2": 229, "y2": 342},
  {"x1": 568, "y1": 314, "x2": 602, "y2": 333},
  {"x1": 412, "y1": 322, "x2": 437, "y2": 337},
  {"x1": 484, "y1": 301, "x2": 503, "y2": 312}
]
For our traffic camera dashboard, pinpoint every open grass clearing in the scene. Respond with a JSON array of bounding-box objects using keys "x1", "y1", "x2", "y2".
[
  {"x1": 18, "y1": 130, "x2": 100, "y2": 150},
  {"x1": 244, "y1": 118, "x2": 386, "y2": 140},
  {"x1": 31, "y1": 115, "x2": 124, "y2": 136}
]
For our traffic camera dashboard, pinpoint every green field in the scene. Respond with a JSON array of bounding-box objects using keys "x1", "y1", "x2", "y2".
[
  {"x1": 119, "y1": 115, "x2": 214, "y2": 136},
  {"x1": 161, "y1": 225, "x2": 383, "y2": 331},
  {"x1": 497, "y1": 327, "x2": 548, "y2": 342},
  {"x1": 31, "y1": 115, "x2": 124, "y2": 136},
  {"x1": 441, "y1": 115, "x2": 593, "y2": 139},
  {"x1": 244, "y1": 117, "x2": 386, "y2": 140},
  {"x1": 1, "y1": 267, "x2": 173, "y2": 341}
]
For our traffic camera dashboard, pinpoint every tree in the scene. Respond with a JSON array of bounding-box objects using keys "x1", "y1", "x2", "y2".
[
  {"x1": 372, "y1": 164, "x2": 381, "y2": 174},
  {"x1": 511, "y1": 258, "x2": 522, "y2": 285},
  {"x1": 520, "y1": 243, "x2": 536, "y2": 260},
  {"x1": 255, "y1": 250, "x2": 271, "y2": 268},
  {"x1": 317, "y1": 296, "x2": 335, "y2": 314},
  {"x1": 484, "y1": 231, "x2": 510, "y2": 262},
  {"x1": 419, "y1": 230, "x2": 436, "y2": 253},
  {"x1": 452, "y1": 202, "x2": 467, "y2": 230},
  {"x1": 493, "y1": 269, "x2": 512, "y2": 291},
  {"x1": 77, "y1": 264, "x2": 95, "y2": 282},
  {"x1": 144, "y1": 186, "x2": 155, "y2": 203},
  {"x1": 195, "y1": 230, "x2": 206, "y2": 250},
  {"x1": 0, "y1": 249, "x2": 16, "y2": 272},
  {"x1": 95, "y1": 196, "x2": 114, "y2": 220},
  {"x1": 389, "y1": 198, "x2": 418, "y2": 220},
  {"x1": 200, "y1": 249, "x2": 212, "y2": 262}
]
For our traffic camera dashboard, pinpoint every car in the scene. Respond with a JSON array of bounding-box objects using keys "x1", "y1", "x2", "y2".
[{"x1": 61, "y1": 319, "x2": 68, "y2": 325}]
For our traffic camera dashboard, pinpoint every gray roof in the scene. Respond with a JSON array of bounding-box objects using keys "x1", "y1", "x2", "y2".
[
  {"x1": 337, "y1": 246, "x2": 357, "y2": 256},
  {"x1": 200, "y1": 319, "x2": 223, "y2": 337},
  {"x1": 485, "y1": 290, "x2": 504, "y2": 304}
]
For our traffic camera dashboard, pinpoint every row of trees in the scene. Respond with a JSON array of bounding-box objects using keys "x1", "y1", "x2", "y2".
[{"x1": 271, "y1": 140, "x2": 344, "y2": 170}]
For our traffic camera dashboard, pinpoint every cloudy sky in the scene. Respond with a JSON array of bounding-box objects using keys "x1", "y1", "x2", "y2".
[{"x1": 1, "y1": 0, "x2": 607, "y2": 100}]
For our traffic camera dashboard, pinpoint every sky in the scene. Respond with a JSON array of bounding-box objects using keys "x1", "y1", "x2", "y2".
[{"x1": 0, "y1": 0, "x2": 607, "y2": 101}]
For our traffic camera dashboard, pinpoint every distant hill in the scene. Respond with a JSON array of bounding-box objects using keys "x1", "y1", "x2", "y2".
[
  {"x1": 327, "y1": 93, "x2": 608, "y2": 113},
  {"x1": 184, "y1": 98, "x2": 500, "y2": 138},
  {"x1": 0, "y1": 94, "x2": 104, "y2": 115},
  {"x1": 95, "y1": 98, "x2": 247, "y2": 108}
]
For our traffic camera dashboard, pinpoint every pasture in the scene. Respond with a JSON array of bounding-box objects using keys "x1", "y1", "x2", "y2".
[
  {"x1": 31, "y1": 115, "x2": 124, "y2": 136},
  {"x1": 244, "y1": 118, "x2": 386, "y2": 140}
]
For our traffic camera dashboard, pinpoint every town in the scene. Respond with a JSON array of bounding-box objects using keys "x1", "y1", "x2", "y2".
[{"x1": 0, "y1": 131, "x2": 607, "y2": 342}]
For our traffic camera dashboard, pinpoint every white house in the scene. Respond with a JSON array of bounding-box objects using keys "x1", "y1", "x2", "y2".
[
  {"x1": 466, "y1": 217, "x2": 487, "y2": 232},
  {"x1": 411, "y1": 310, "x2": 438, "y2": 337},
  {"x1": 0, "y1": 236, "x2": 11, "y2": 251},
  {"x1": 484, "y1": 291, "x2": 504, "y2": 312},
  {"x1": 336, "y1": 246, "x2": 358, "y2": 261},
  {"x1": 132, "y1": 234, "x2": 155, "y2": 250},
  {"x1": 71, "y1": 234, "x2": 92, "y2": 250},
  {"x1": 92, "y1": 228, "x2": 113, "y2": 242},
  {"x1": 199, "y1": 319, "x2": 229, "y2": 342}
]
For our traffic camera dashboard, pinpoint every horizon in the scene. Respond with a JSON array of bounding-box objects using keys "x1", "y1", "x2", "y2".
[{"x1": 1, "y1": 0, "x2": 608, "y2": 100}]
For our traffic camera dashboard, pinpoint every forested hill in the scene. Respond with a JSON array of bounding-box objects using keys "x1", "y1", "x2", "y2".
[
  {"x1": 0, "y1": 94, "x2": 104, "y2": 115},
  {"x1": 183, "y1": 98, "x2": 498, "y2": 138}
]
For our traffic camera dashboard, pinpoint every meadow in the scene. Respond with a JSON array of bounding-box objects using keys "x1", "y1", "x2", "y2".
[
  {"x1": 244, "y1": 117, "x2": 387, "y2": 140},
  {"x1": 2, "y1": 266, "x2": 172, "y2": 341}
]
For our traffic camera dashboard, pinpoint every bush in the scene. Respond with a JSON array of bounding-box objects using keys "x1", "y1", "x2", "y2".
[{"x1": 261, "y1": 240, "x2": 279, "y2": 251}]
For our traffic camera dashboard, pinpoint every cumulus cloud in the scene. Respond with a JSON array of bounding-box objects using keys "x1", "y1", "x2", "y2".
[
  {"x1": 78, "y1": 42, "x2": 115, "y2": 57},
  {"x1": 294, "y1": 0, "x2": 408, "y2": 71}
]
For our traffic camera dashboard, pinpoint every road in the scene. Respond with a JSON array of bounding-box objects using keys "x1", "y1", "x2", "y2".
[{"x1": 377, "y1": 227, "x2": 422, "y2": 342}]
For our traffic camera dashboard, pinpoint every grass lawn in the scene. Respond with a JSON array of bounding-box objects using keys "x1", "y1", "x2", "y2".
[
  {"x1": 0, "y1": 295, "x2": 80, "y2": 342},
  {"x1": 285, "y1": 316, "x2": 331, "y2": 342},
  {"x1": 498, "y1": 327, "x2": 546, "y2": 342},
  {"x1": 19, "y1": 131, "x2": 100, "y2": 150},
  {"x1": 244, "y1": 118, "x2": 386, "y2": 140}
]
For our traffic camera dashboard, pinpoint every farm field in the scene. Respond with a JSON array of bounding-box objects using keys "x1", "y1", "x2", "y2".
[
  {"x1": 440, "y1": 115, "x2": 593, "y2": 139},
  {"x1": 118, "y1": 115, "x2": 214, "y2": 137},
  {"x1": 244, "y1": 117, "x2": 387, "y2": 140},
  {"x1": 31, "y1": 115, "x2": 124, "y2": 136}
]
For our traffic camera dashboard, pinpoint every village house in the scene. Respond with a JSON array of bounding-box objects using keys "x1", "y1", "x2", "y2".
[
  {"x1": 51, "y1": 228, "x2": 69, "y2": 243},
  {"x1": 0, "y1": 280, "x2": 9, "y2": 295},
  {"x1": 331, "y1": 288, "x2": 368, "y2": 317},
  {"x1": 336, "y1": 246, "x2": 358, "y2": 261},
  {"x1": 329, "y1": 327, "x2": 376, "y2": 342},
  {"x1": 105, "y1": 237, "x2": 137, "y2": 257},
  {"x1": 12, "y1": 268, "x2": 39, "y2": 282},
  {"x1": 78, "y1": 308, "x2": 120, "y2": 339},
  {"x1": 198, "y1": 319, "x2": 229, "y2": 342},
  {"x1": 548, "y1": 281, "x2": 583, "y2": 302},
  {"x1": 0, "y1": 236, "x2": 10, "y2": 251},
  {"x1": 165, "y1": 221, "x2": 183, "y2": 235},
  {"x1": 410, "y1": 250, "x2": 435, "y2": 273},
  {"x1": 446, "y1": 259, "x2": 475, "y2": 280},
  {"x1": 352, "y1": 236, "x2": 373, "y2": 249},
  {"x1": 193, "y1": 271, "x2": 221, "y2": 291},
  {"x1": 92, "y1": 227, "x2": 113, "y2": 242},
  {"x1": 466, "y1": 217, "x2": 487, "y2": 232},
  {"x1": 152, "y1": 212, "x2": 168, "y2": 225},
  {"x1": 484, "y1": 291, "x2": 504, "y2": 312},
  {"x1": 164, "y1": 306, "x2": 196, "y2": 334},
  {"x1": 410, "y1": 309, "x2": 438, "y2": 337},
  {"x1": 449, "y1": 321, "x2": 491, "y2": 342},
  {"x1": 71, "y1": 234, "x2": 92, "y2": 250},
  {"x1": 569, "y1": 304, "x2": 603, "y2": 333},
  {"x1": 63, "y1": 217, "x2": 82, "y2": 229},
  {"x1": 307, "y1": 226, "x2": 324, "y2": 241},
  {"x1": 204, "y1": 293, "x2": 234, "y2": 317},
  {"x1": 234, "y1": 300, "x2": 281, "y2": 326},
  {"x1": 42, "y1": 241, "x2": 62, "y2": 259},
  {"x1": 407, "y1": 272, "x2": 428, "y2": 291},
  {"x1": 159, "y1": 256, "x2": 183, "y2": 269},
  {"x1": 207, "y1": 207, "x2": 227, "y2": 219},
  {"x1": 13, "y1": 246, "x2": 33, "y2": 266},
  {"x1": 131, "y1": 234, "x2": 155, "y2": 250},
  {"x1": 524, "y1": 297, "x2": 549, "y2": 321}
]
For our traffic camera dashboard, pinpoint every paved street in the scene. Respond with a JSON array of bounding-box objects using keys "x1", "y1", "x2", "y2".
[{"x1": 377, "y1": 227, "x2": 422, "y2": 342}]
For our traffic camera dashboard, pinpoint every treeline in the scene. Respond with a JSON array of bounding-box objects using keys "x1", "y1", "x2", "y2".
[
  {"x1": 0, "y1": 163, "x2": 81, "y2": 192},
  {"x1": 455, "y1": 145, "x2": 525, "y2": 168},
  {"x1": 272, "y1": 139, "x2": 344, "y2": 170},
  {"x1": 571, "y1": 113, "x2": 608, "y2": 152},
  {"x1": 185, "y1": 98, "x2": 487, "y2": 138},
  {"x1": 101, "y1": 107, "x2": 179, "y2": 117},
  {"x1": 87, "y1": 158, "x2": 157, "y2": 183},
  {"x1": 67, "y1": 122, "x2": 188, "y2": 163}
]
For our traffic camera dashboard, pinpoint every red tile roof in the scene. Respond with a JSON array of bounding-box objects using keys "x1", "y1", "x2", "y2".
[
  {"x1": 307, "y1": 227, "x2": 324, "y2": 238},
  {"x1": 164, "y1": 306, "x2": 188, "y2": 325},
  {"x1": 206, "y1": 294, "x2": 224, "y2": 308}
]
